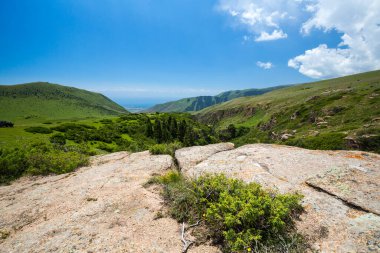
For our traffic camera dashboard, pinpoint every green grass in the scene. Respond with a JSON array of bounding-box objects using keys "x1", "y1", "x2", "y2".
[{"x1": 196, "y1": 70, "x2": 380, "y2": 153}]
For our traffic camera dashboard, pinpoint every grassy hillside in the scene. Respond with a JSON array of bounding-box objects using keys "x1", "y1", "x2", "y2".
[
  {"x1": 145, "y1": 86, "x2": 287, "y2": 112},
  {"x1": 196, "y1": 70, "x2": 380, "y2": 153},
  {"x1": 0, "y1": 82, "x2": 128, "y2": 124}
]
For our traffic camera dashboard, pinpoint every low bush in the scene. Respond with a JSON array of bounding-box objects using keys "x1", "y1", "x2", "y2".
[
  {"x1": 151, "y1": 171, "x2": 306, "y2": 252},
  {"x1": 356, "y1": 135, "x2": 380, "y2": 153},
  {"x1": 149, "y1": 141, "x2": 183, "y2": 156},
  {"x1": 24, "y1": 126, "x2": 53, "y2": 134},
  {"x1": 49, "y1": 133, "x2": 66, "y2": 146},
  {"x1": 0, "y1": 121, "x2": 14, "y2": 128},
  {"x1": 97, "y1": 142, "x2": 115, "y2": 152},
  {"x1": 0, "y1": 143, "x2": 88, "y2": 184},
  {"x1": 285, "y1": 132, "x2": 346, "y2": 150}
]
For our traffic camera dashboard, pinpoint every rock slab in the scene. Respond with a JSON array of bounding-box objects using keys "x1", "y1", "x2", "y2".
[
  {"x1": 176, "y1": 143, "x2": 380, "y2": 253},
  {"x1": 0, "y1": 151, "x2": 219, "y2": 253}
]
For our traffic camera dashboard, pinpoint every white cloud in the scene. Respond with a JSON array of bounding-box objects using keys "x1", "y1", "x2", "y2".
[
  {"x1": 257, "y1": 61, "x2": 274, "y2": 69},
  {"x1": 289, "y1": 0, "x2": 380, "y2": 79},
  {"x1": 255, "y1": 29, "x2": 288, "y2": 41},
  {"x1": 217, "y1": 0, "x2": 303, "y2": 42}
]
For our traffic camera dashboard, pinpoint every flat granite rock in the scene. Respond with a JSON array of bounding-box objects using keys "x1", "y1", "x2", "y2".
[
  {"x1": 306, "y1": 165, "x2": 380, "y2": 215},
  {"x1": 175, "y1": 143, "x2": 235, "y2": 174},
  {"x1": 178, "y1": 143, "x2": 380, "y2": 252},
  {"x1": 0, "y1": 151, "x2": 220, "y2": 253}
]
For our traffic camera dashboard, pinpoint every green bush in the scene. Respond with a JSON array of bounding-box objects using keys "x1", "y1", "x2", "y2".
[
  {"x1": 149, "y1": 141, "x2": 183, "y2": 156},
  {"x1": 97, "y1": 142, "x2": 115, "y2": 152},
  {"x1": 152, "y1": 172, "x2": 305, "y2": 252},
  {"x1": 285, "y1": 132, "x2": 346, "y2": 150},
  {"x1": 49, "y1": 133, "x2": 66, "y2": 146},
  {"x1": 24, "y1": 126, "x2": 53, "y2": 134},
  {"x1": 0, "y1": 143, "x2": 88, "y2": 184}
]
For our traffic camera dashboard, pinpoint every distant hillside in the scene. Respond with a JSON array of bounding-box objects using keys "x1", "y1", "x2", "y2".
[
  {"x1": 0, "y1": 82, "x2": 128, "y2": 122},
  {"x1": 145, "y1": 86, "x2": 287, "y2": 112},
  {"x1": 196, "y1": 70, "x2": 380, "y2": 153}
]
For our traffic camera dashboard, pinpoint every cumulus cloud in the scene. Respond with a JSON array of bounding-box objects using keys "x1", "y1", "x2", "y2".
[
  {"x1": 289, "y1": 0, "x2": 380, "y2": 78},
  {"x1": 255, "y1": 30, "x2": 288, "y2": 42},
  {"x1": 217, "y1": 0, "x2": 303, "y2": 42},
  {"x1": 257, "y1": 61, "x2": 274, "y2": 69}
]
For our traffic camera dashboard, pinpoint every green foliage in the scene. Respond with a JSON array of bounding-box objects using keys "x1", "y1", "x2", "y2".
[
  {"x1": 149, "y1": 141, "x2": 183, "y2": 156},
  {"x1": 97, "y1": 142, "x2": 115, "y2": 152},
  {"x1": 24, "y1": 126, "x2": 53, "y2": 134},
  {"x1": 49, "y1": 133, "x2": 66, "y2": 146},
  {"x1": 0, "y1": 143, "x2": 88, "y2": 184},
  {"x1": 1, "y1": 112, "x2": 218, "y2": 183},
  {"x1": 153, "y1": 172, "x2": 305, "y2": 252},
  {"x1": 286, "y1": 132, "x2": 346, "y2": 150}
]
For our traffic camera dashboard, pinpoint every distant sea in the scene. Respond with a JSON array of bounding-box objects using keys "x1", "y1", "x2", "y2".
[
  {"x1": 114, "y1": 98, "x2": 175, "y2": 113},
  {"x1": 123, "y1": 104, "x2": 150, "y2": 113}
]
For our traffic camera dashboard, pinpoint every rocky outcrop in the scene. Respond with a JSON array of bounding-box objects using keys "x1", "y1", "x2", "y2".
[
  {"x1": 176, "y1": 144, "x2": 380, "y2": 252},
  {"x1": 0, "y1": 151, "x2": 219, "y2": 253},
  {"x1": 1, "y1": 144, "x2": 379, "y2": 252}
]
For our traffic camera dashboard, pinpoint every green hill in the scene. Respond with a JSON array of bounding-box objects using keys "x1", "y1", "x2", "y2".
[
  {"x1": 145, "y1": 86, "x2": 287, "y2": 112},
  {"x1": 196, "y1": 70, "x2": 380, "y2": 153},
  {"x1": 0, "y1": 82, "x2": 128, "y2": 123}
]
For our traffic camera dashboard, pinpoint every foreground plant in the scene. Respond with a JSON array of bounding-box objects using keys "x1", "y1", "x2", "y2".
[{"x1": 149, "y1": 171, "x2": 307, "y2": 252}]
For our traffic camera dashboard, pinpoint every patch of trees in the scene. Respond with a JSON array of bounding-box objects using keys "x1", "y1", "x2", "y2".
[
  {"x1": 147, "y1": 115, "x2": 214, "y2": 146},
  {"x1": 0, "y1": 121, "x2": 14, "y2": 128},
  {"x1": 46, "y1": 113, "x2": 217, "y2": 153}
]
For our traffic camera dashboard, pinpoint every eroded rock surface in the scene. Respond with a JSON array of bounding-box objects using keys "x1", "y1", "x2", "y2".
[
  {"x1": 177, "y1": 144, "x2": 380, "y2": 252},
  {"x1": 175, "y1": 143, "x2": 235, "y2": 174},
  {"x1": 0, "y1": 151, "x2": 219, "y2": 253},
  {"x1": 2, "y1": 144, "x2": 379, "y2": 252}
]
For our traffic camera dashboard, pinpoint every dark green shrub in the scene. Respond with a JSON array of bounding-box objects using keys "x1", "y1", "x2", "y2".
[
  {"x1": 0, "y1": 148, "x2": 28, "y2": 184},
  {"x1": 97, "y1": 142, "x2": 114, "y2": 152},
  {"x1": 24, "y1": 126, "x2": 53, "y2": 134},
  {"x1": 152, "y1": 172, "x2": 305, "y2": 252},
  {"x1": 285, "y1": 132, "x2": 346, "y2": 150},
  {"x1": 100, "y1": 119, "x2": 113, "y2": 124},
  {"x1": 356, "y1": 135, "x2": 380, "y2": 153},
  {"x1": 149, "y1": 141, "x2": 183, "y2": 156},
  {"x1": 51, "y1": 123, "x2": 95, "y2": 132},
  {"x1": 0, "y1": 121, "x2": 14, "y2": 128},
  {"x1": 49, "y1": 133, "x2": 66, "y2": 146},
  {"x1": 0, "y1": 143, "x2": 88, "y2": 184}
]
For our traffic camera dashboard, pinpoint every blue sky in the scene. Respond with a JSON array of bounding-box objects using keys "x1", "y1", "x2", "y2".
[{"x1": 1, "y1": 0, "x2": 379, "y2": 104}]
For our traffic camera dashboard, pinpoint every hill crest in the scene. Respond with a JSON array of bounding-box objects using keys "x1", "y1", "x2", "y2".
[{"x1": 0, "y1": 82, "x2": 128, "y2": 122}]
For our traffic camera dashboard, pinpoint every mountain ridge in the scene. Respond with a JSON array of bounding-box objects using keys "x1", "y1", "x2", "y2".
[
  {"x1": 195, "y1": 70, "x2": 380, "y2": 153},
  {"x1": 145, "y1": 86, "x2": 289, "y2": 113}
]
